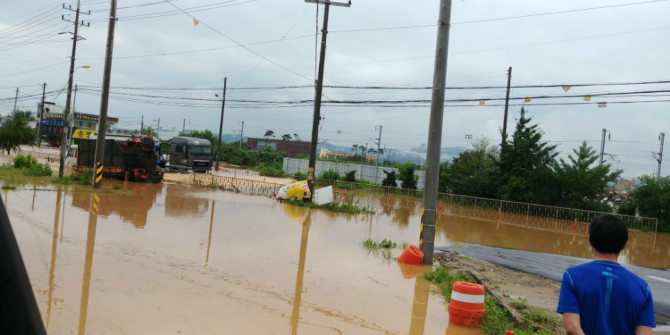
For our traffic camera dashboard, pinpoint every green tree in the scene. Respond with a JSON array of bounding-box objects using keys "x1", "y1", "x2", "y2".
[
  {"x1": 554, "y1": 141, "x2": 621, "y2": 211},
  {"x1": 143, "y1": 126, "x2": 157, "y2": 137},
  {"x1": 264, "y1": 130, "x2": 275, "y2": 140},
  {"x1": 397, "y1": 161, "x2": 418, "y2": 190},
  {"x1": 497, "y1": 108, "x2": 559, "y2": 204},
  {"x1": 344, "y1": 170, "x2": 356, "y2": 182},
  {"x1": 0, "y1": 112, "x2": 37, "y2": 154},
  {"x1": 439, "y1": 137, "x2": 498, "y2": 198},
  {"x1": 618, "y1": 175, "x2": 670, "y2": 232},
  {"x1": 281, "y1": 134, "x2": 292, "y2": 141}
]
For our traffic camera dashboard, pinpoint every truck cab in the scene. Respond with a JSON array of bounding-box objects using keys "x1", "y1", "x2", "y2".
[{"x1": 168, "y1": 136, "x2": 213, "y2": 173}]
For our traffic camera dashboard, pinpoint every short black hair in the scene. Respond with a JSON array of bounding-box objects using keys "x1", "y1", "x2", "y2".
[{"x1": 589, "y1": 215, "x2": 628, "y2": 254}]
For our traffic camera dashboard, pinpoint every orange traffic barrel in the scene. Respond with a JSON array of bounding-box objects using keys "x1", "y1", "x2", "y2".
[
  {"x1": 448, "y1": 281, "x2": 486, "y2": 328},
  {"x1": 397, "y1": 245, "x2": 424, "y2": 265}
]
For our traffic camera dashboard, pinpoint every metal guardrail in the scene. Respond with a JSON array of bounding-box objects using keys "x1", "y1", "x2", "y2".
[
  {"x1": 163, "y1": 171, "x2": 284, "y2": 197},
  {"x1": 332, "y1": 180, "x2": 659, "y2": 233}
]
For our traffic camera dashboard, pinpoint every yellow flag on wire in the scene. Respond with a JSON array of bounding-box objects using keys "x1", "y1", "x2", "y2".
[
  {"x1": 193, "y1": 18, "x2": 199, "y2": 27},
  {"x1": 562, "y1": 86, "x2": 571, "y2": 92},
  {"x1": 524, "y1": 97, "x2": 531, "y2": 102},
  {"x1": 479, "y1": 100, "x2": 485, "y2": 105},
  {"x1": 584, "y1": 96, "x2": 591, "y2": 101}
]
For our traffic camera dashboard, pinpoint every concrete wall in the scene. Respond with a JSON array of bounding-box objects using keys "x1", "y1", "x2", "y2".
[{"x1": 282, "y1": 158, "x2": 425, "y2": 189}]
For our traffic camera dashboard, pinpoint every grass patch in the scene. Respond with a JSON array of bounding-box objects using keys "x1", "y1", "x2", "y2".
[
  {"x1": 423, "y1": 265, "x2": 558, "y2": 335},
  {"x1": 282, "y1": 198, "x2": 375, "y2": 215},
  {"x1": 51, "y1": 171, "x2": 92, "y2": 185},
  {"x1": 362, "y1": 238, "x2": 396, "y2": 262},
  {"x1": 362, "y1": 238, "x2": 398, "y2": 251}
]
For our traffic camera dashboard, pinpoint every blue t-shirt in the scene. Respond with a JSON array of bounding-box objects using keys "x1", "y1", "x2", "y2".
[{"x1": 557, "y1": 260, "x2": 656, "y2": 334}]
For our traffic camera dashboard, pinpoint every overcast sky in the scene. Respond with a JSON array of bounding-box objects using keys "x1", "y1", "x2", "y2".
[{"x1": 1, "y1": 0, "x2": 669, "y2": 178}]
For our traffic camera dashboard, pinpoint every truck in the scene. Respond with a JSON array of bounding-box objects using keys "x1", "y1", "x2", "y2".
[
  {"x1": 73, "y1": 135, "x2": 164, "y2": 183},
  {"x1": 167, "y1": 136, "x2": 213, "y2": 173}
]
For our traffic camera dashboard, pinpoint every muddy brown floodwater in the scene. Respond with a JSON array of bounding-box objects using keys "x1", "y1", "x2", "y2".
[{"x1": 4, "y1": 181, "x2": 669, "y2": 334}]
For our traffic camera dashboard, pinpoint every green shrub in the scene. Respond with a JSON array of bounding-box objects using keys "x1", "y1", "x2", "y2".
[
  {"x1": 397, "y1": 162, "x2": 418, "y2": 190},
  {"x1": 344, "y1": 170, "x2": 356, "y2": 182},
  {"x1": 381, "y1": 170, "x2": 397, "y2": 187},
  {"x1": 23, "y1": 163, "x2": 52, "y2": 177},
  {"x1": 13, "y1": 154, "x2": 38, "y2": 169},
  {"x1": 293, "y1": 171, "x2": 307, "y2": 180},
  {"x1": 258, "y1": 165, "x2": 285, "y2": 177},
  {"x1": 320, "y1": 169, "x2": 340, "y2": 181}
]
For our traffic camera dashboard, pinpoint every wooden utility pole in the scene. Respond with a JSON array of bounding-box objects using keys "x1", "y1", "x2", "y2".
[
  {"x1": 216, "y1": 78, "x2": 227, "y2": 171},
  {"x1": 501, "y1": 66, "x2": 512, "y2": 144},
  {"x1": 12, "y1": 88, "x2": 18, "y2": 113},
  {"x1": 238, "y1": 120, "x2": 244, "y2": 149},
  {"x1": 375, "y1": 125, "x2": 382, "y2": 182},
  {"x1": 37, "y1": 83, "x2": 46, "y2": 148},
  {"x1": 419, "y1": 0, "x2": 452, "y2": 265},
  {"x1": 304, "y1": 0, "x2": 351, "y2": 201},
  {"x1": 599, "y1": 128, "x2": 607, "y2": 166},
  {"x1": 59, "y1": 0, "x2": 89, "y2": 178},
  {"x1": 92, "y1": 0, "x2": 116, "y2": 188},
  {"x1": 655, "y1": 132, "x2": 665, "y2": 179}
]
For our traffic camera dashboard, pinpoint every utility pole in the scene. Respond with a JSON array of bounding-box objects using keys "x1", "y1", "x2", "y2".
[
  {"x1": 375, "y1": 125, "x2": 382, "y2": 183},
  {"x1": 156, "y1": 118, "x2": 160, "y2": 138},
  {"x1": 304, "y1": 0, "x2": 351, "y2": 201},
  {"x1": 216, "y1": 78, "x2": 227, "y2": 171},
  {"x1": 140, "y1": 115, "x2": 144, "y2": 134},
  {"x1": 654, "y1": 132, "x2": 665, "y2": 179},
  {"x1": 68, "y1": 84, "x2": 78, "y2": 148},
  {"x1": 501, "y1": 66, "x2": 512, "y2": 145},
  {"x1": 37, "y1": 83, "x2": 46, "y2": 148},
  {"x1": 91, "y1": 0, "x2": 116, "y2": 188},
  {"x1": 420, "y1": 0, "x2": 452, "y2": 265},
  {"x1": 12, "y1": 87, "x2": 18, "y2": 113},
  {"x1": 599, "y1": 128, "x2": 608, "y2": 166},
  {"x1": 238, "y1": 120, "x2": 244, "y2": 149},
  {"x1": 182, "y1": 119, "x2": 186, "y2": 133},
  {"x1": 59, "y1": 0, "x2": 90, "y2": 178}
]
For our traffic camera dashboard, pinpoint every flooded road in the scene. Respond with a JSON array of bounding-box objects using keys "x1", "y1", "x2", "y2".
[{"x1": 5, "y1": 182, "x2": 669, "y2": 334}]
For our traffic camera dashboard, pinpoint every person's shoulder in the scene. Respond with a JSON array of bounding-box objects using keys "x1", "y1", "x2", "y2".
[
  {"x1": 566, "y1": 261, "x2": 599, "y2": 272},
  {"x1": 618, "y1": 265, "x2": 650, "y2": 286}
]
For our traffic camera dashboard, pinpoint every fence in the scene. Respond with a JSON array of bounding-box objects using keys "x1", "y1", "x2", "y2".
[
  {"x1": 163, "y1": 171, "x2": 285, "y2": 197},
  {"x1": 330, "y1": 181, "x2": 659, "y2": 233},
  {"x1": 15, "y1": 146, "x2": 60, "y2": 163}
]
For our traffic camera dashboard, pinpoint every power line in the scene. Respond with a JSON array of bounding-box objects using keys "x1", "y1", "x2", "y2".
[{"x1": 161, "y1": 0, "x2": 313, "y2": 83}]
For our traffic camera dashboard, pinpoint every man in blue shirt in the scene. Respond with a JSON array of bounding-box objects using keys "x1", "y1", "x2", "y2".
[{"x1": 557, "y1": 214, "x2": 655, "y2": 334}]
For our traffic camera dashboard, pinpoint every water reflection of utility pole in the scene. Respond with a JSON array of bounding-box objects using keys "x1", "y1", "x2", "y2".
[
  {"x1": 289, "y1": 214, "x2": 311, "y2": 335},
  {"x1": 60, "y1": 193, "x2": 67, "y2": 243},
  {"x1": 408, "y1": 274, "x2": 431, "y2": 335},
  {"x1": 31, "y1": 185, "x2": 36, "y2": 211},
  {"x1": 205, "y1": 200, "x2": 215, "y2": 266},
  {"x1": 46, "y1": 189, "x2": 63, "y2": 327},
  {"x1": 78, "y1": 193, "x2": 99, "y2": 335}
]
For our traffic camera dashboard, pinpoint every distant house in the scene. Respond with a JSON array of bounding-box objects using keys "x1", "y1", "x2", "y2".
[
  {"x1": 319, "y1": 148, "x2": 376, "y2": 163},
  {"x1": 37, "y1": 102, "x2": 118, "y2": 145},
  {"x1": 615, "y1": 178, "x2": 637, "y2": 193},
  {"x1": 246, "y1": 137, "x2": 311, "y2": 157}
]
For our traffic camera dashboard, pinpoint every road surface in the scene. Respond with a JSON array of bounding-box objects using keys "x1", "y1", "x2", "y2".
[{"x1": 437, "y1": 243, "x2": 670, "y2": 326}]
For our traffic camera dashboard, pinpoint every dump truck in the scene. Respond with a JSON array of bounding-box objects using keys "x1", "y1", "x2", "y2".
[
  {"x1": 73, "y1": 135, "x2": 163, "y2": 183},
  {"x1": 167, "y1": 136, "x2": 213, "y2": 173}
]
